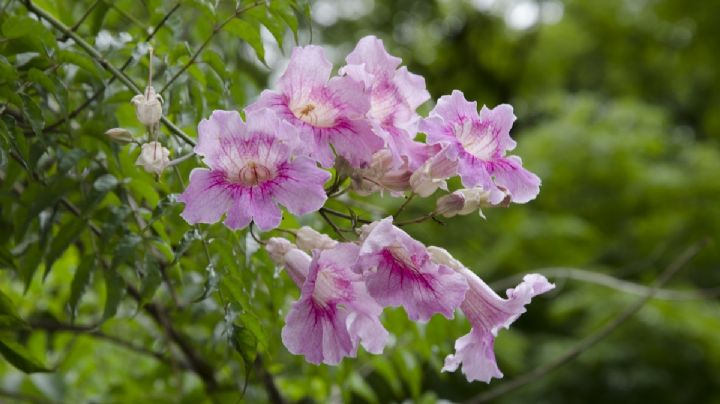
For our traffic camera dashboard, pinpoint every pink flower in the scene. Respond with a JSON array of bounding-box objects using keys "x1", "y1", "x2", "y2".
[
  {"x1": 282, "y1": 243, "x2": 389, "y2": 365},
  {"x1": 421, "y1": 90, "x2": 541, "y2": 204},
  {"x1": 177, "y1": 109, "x2": 330, "y2": 231},
  {"x1": 356, "y1": 218, "x2": 468, "y2": 322},
  {"x1": 340, "y1": 36, "x2": 431, "y2": 170},
  {"x1": 246, "y1": 45, "x2": 383, "y2": 168},
  {"x1": 427, "y1": 246, "x2": 554, "y2": 383}
]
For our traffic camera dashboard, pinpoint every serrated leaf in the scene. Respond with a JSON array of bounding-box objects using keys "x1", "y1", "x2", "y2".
[
  {"x1": 224, "y1": 19, "x2": 266, "y2": 64},
  {"x1": 0, "y1": 338, "x2": 49, "y2": 373},
  {"x1": 68, "y1": 255, "x2": 95, "y2": 318}
]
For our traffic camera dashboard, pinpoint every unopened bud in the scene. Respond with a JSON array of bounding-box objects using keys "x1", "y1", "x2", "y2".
[
  {"x1": 131, "y1": 86, "x2": 163, "y2": 128},
  {"x1": 136, "y1": 141, "x2": 170, "y2": 175},
  {"x1": 435, "y1": 192, "x2": 465, "y2": 217},
  {"x1": 265, "y1": 237, "x2": 296, "y2": 264},
  {"x1": 105, "y1": 127, "x2": 134, "y2": 144},
  {"x1": 436, "y1": 187, "x2": 492, "y2": 218},
  {"x1": 296, "y1": 227, "x2": 337, "y2": 252}
]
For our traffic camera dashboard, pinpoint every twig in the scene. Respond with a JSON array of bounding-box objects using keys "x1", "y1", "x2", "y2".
[
  {"x1": 392, "y1": 192, "x2": 415, "y2": 218},
  {"x1": 468, "y1": 239, "x2": 710, "y2": 403},
  {"x1": 254, "y1": 355, "x2": 286, "y2": 403},
  {"x1": 319, "y1": 207, "x2": 371, "y2": 224},
  {"x1": 395, "y1": 211, "x2": 438, "y2": 226},
  {"x1": 44, "y1": 3, "x2": 180, "y2": 133},
  {"x1": 24, "y1": 0, "x2": 195, "y2": 146},
  {"x1": 27, "y1": 320, "x2": 178, "y2": 366},
  {"x1": 58, "y1": 0, "x2": 101, "y2": 41},
  {"x1": 159, "y1": 0, "x2": 264, "y2": 94},
  {"x1": 318, "y1": 209, "x2": 348, "y2": 241}
]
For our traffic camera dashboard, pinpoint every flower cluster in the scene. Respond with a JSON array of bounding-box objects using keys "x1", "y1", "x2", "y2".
[
  {"x1": 178, "y1": 36, "x2": 540, "y2": 229},
  {"x1": 175, "y1": 35, "x2": 552, "y2": 383},
  {"x1": 267, "y1": 222, "x2": 554, "y2": 382}
]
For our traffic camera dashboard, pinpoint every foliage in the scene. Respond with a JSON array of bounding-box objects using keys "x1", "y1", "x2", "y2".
[{"x1": 1, "y1": 0, "x2": 719, "y2": 403}]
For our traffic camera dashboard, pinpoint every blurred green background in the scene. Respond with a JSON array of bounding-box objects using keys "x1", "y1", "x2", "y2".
[{"x1": 1, "y1": 0, "x2": 719, "y2": 403}]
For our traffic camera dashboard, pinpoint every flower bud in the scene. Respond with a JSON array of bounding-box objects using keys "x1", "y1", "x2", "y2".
[
  {"x1": 131, "y1": 86, "x2": 163, "y2": 128},
  {"x1": 435, "y1": 192, "x2": 465, "y2": 217},
  {"x1": 104, "y1": 128, "x2": 134, "y2": 144},
  {"x1": 436, "y1": 187, "x2": 493, "y2": 218},
  {"x1": 296, "y1": 227, "x2": 337, "y2": 252},
  {"x1": 266, "y1": 237, "x2": 296, "y2": 264},
  {"x1": 352, "y1": 150, "x2": 412, "y2": 196},
  {"x1": 136, "y1": 141, "x2": 170, "y2": 175}
]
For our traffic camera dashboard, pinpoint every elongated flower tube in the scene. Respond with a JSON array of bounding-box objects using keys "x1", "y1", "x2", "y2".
[
  {"x1": 421, "y1": 90, "x2": 541, "y2": 204},
  {"x1": 247, "y1": 45, "x2": 383, "y2": 168},
  {"x1": 356, "y1": 217, "x2": 468, "y2": 322},
  {"x1": 265, "y1": 237, "x2": 311, "y2": 287},
  {"x1": 340, "y1": 35, "x2": 431, "y2": 170},
  {"x1": 427, "y1": 246, "x2": 554, "y2": 383},
  {"x1": 178, "y1": 109, "x2": 330, "y2": 231},
  {"x1": 295, "y1": 226, "x2": 338, "y2": 252},
  {"x1": 282, "y1": 243, "x2": 389, "y2": 365}
]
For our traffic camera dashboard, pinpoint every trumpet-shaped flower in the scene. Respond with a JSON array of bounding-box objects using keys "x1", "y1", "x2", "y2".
[
  {"x1": 282, "y1": 244, "x2": 389, "y2": 365},
  {"x1": 178, "y1": 109, "x2": 330, "y2": 231},
  {"x1": 357, "y1": 218, "x2": 468, "y2": 322},
  {"x1": 340, "y1": 36, "x2": 431, "y2": 170},
  {"x1": 247, "y1": 45, "x2": 383, "y2": 168},
  {"x1": 421, "y1": 90, "x2": 541, "y2": 204},
  {"x1": 427, "y1": 246, "x2": 554, "y2": 383}
]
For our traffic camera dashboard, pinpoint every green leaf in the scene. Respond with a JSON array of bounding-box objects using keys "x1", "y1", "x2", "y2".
[
  {"x1": 57, "y1": 50, "x2": 104, "y2": 79},
  {"x1": 102, "y1": 265, "x2": 124, "y2": 320},
  {"x1": 269, "y1": 1, "x2": 299, "y2": 44},
  {"x1": 21, "y1": 94, "x2": 45, "y2": 136},
  {"x1": 43, "y1": 218, "x2": 86, "y2": 280},
  {"x1": 0, "y1": 289, "x2": 27, "y2": 329},
  {"x1": 2, "y1": 16, "x2": 44, "y2": 39},
  {"x1": 27, "y1": 68, "x2": 57, "y2": 94},
  {"x1": 0, "y1": 338, "x2": 49, "y2": 373},
  {"x1": 247, "y1": 7, "x2": 286, "y2": 49},
  {"x1": 92, "y1": 174, "x2": 119, "y2": 193},
  {"x1": 224, "y1": 19, "x2": 266, "y2": 64},
  {"x1": 68, "y1": 255, "x2": 95, "y2": 318},
  {"x1": 139, "y1": 255, "x2": 162, "y2": 306},
  {"x1": 348, "y1": 373, "x2": 379, "y2": 404}
]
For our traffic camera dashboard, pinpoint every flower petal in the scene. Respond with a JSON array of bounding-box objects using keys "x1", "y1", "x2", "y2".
[
  {"x1": 178, "y1": 169, "x2": 232, "y2": 225},
  {"x1": 273, "y1": 157, "x2": 330, "y2": 215}
]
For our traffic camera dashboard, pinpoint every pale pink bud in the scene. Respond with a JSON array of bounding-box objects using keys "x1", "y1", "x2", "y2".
[
  {"x1": 295, "y1": 227, "x2": 337, "y2": 252},
  {"x1": 136, "y1": 141, "x2": 170, "y2": 175},
  {"x1": 131, "y1": 86, "x2": 163, "y2": 127},
  {"x1": 104, "y1": 128, "x2": 134, "y2": 144},
  {"x1": 436, "y1": 187, "x2": 493, "y2": 218}
]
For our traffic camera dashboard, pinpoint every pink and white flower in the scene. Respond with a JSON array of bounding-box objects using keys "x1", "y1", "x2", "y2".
[
  {"x1": 427, "y1": 246, "x2": 554, "y2": 383},
  {"x1": 340, "y1": 36, "x2": 431, "y2": 170},
  {"x1": 421, "y1": 90, "x2": 541, "y2": 204},
  {"x1": 356, "y1": 217, "x2": 468, "y2": 322},
  {"x1": 246, "y1": 45, "x2": 383, "y2": 168},
  {"x1": 282, "y1": 243, "x2": 389, "y2": 365},
  {"x1": 177, "y1": 109, "x2": 330, "y2": 231}
]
